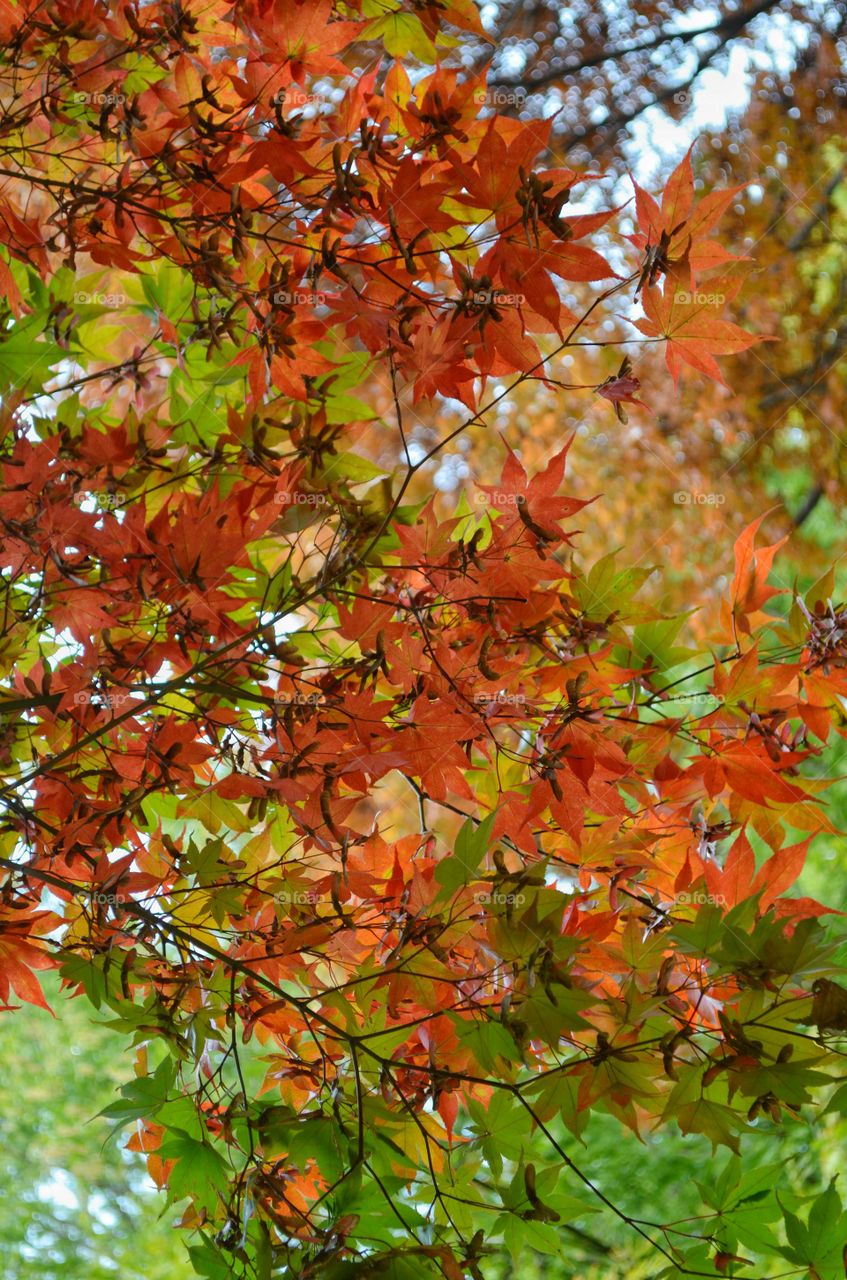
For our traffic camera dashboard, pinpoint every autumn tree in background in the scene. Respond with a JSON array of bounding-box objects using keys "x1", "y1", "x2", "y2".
[
  {"x1": 0, "y1": 3, "x2": 846, "y2": 1279},
  {"x1": 456, "y1": 0, "x2": 843, "y2": 163},
  {"x1": 435, "y1": 13, "x2": 847, "y2": 622}
]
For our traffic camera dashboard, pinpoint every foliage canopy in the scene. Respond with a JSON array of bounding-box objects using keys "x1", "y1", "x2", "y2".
[{"x1": 0, "y1": 2, "x2": 845, "y2": 1278}]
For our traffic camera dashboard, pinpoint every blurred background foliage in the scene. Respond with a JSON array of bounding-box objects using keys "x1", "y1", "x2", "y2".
[{"x1": 0, "y1": 977, "x2": 192, "y2": 1279}]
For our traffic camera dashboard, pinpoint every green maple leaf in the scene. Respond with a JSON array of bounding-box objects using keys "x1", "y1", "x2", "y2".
[{"x1": 158, "y1": 1131, "x2": 229, "y2": 1211}]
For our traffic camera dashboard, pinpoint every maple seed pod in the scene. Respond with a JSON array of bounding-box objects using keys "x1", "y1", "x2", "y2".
[
  {"x1": 478, "y1": 635, "x2": 499, "y2": 681},
  {"x1": 515, "y1": 493, "x2": 558, "y2": 542},
  {"x1": 540, "y1": 764, "x2": 563, "y2": 801},
  {"x1": 565, "y1": 670, "x2": 589, "y2": 704},
  {"x1": 320, "y1": 779, "x2": 343, "y2": 841},
  {"x1": 660, "y1": 1034, "x2": 679, "y2": 1079}
]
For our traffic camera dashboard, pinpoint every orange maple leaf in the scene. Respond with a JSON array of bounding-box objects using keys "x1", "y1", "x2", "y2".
[
  {"x1": 630, "y1": 143, "x2": 747, "y2": 281},
  {"x1": 637, "y1": 275, "x2": 767, "y2": 387}
]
